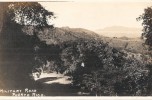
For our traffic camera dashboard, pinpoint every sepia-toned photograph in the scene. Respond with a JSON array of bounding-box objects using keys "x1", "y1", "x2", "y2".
[{"x1": 0, "y1": 0, "x2": 152, "y2": 97}]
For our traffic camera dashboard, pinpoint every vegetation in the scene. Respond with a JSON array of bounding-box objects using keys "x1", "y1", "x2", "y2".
[
  {"x1": 137, "y1": 4, "x2": 152, "y2": 96},
  {"x1": 0, "y1": 2, "x2": 55, "y2": 88},
  {"x1": 138, "y1": 6, "x2": 152, "y2": 49},
  {"x1": 58, "y1": 39, "x2": 150, "y2": 96},
  {"x1": 0, "y1": 2, "x2": 152, "y2": 96}
]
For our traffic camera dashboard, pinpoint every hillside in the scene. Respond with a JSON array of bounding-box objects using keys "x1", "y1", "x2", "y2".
[
  {"x1": 22, "y1": 26, "x2": 146, "y2": 54},
  {"x1": 101, "y1": 37, "x2": 147, "y2": 53},
  {"x1": 23, "y1": 26, "x2": 102, "y2": 45}
]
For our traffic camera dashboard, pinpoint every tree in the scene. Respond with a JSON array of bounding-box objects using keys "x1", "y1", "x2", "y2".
[
  {"x1": 0, "y1": 2, "x2": 55, "y2": 88},
  {"x1": 6, "y1": 2, "x2": 54, "y2": 28},
  {"x1": 137, "y1": 6, "x2": 152, "y2": 48},
  {"x1": 59, "y1": 39, "x2": 150, "y2": 96},
  {"x1": 137, "y1": 5, "x2": 152, "y2": 95}
]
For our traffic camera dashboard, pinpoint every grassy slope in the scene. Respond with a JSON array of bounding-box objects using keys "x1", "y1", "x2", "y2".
[{"x1": 101, "y1": 37, "x2": 147, "y2": 54}]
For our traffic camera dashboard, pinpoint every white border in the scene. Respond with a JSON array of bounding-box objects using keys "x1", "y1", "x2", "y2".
[{"x1": 0, "y1": 0, "x2": 151, "y2": 2}]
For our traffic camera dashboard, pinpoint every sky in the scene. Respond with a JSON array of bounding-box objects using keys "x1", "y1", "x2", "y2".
[{"x1": 39, "y1": 0, "x2": 152, "y2": 31}]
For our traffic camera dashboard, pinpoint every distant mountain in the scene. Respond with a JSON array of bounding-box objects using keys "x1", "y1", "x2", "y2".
[{"x1": 95, "y1": 26, "x2": 142, "y2": 38}]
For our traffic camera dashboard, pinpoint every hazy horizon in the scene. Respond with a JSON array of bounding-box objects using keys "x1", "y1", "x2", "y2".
[{"x1": 40, "y1": 1, "x2": 151, "y2": 37}]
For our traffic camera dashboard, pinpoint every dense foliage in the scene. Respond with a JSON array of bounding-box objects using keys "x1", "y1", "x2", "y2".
[
  {"x1": 7, "y1": 2, "x2": 54, "y2": 28},
  {"x1": 138, "y1": 6, "x2": 152, "y2": 48},
  {"x1": 58, "y1": 39, "x2": 150, "y2": 96},
  {"x1": 0, "y1": 2, "x2": 55, "y2": 88},
  {"x1": 137, "y1": 5, "x2": 152, "y2": 96}
]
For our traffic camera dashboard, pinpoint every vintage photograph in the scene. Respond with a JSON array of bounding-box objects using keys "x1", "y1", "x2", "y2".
[{"x1": 0, "y1": 0, "x2": 152, "y2": 97}]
